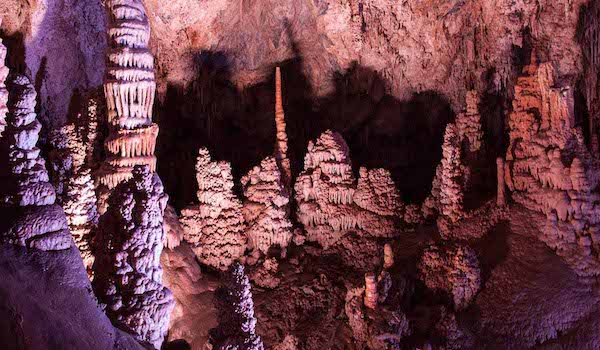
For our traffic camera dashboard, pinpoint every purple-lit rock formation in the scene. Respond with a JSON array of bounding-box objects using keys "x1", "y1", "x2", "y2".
[
  {"x1": 210, "y1": 262, "x2": 264, "y2": 350},
  {"x1": 180, "y1": 148, "x2": 247, "y2": 270},
  {"x1": 93, "y1": 165, "x2": 174, "y2": 349},
  {"x1": 0, "y1": 74, "x2": 72, "y2": 251}
]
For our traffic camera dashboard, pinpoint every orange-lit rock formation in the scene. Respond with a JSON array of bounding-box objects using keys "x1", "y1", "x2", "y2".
[
  {"x1": 180, "y1": 148, "x2": 247, "y2": 270},
  {"x1": 505, "y1": 60, "x2": 600, "y2": 276},
  {"x1": 294, "y1": 130, "x2": 402, "y2": 249},
  {"x1": 97, "y1": 0, "x2": 159, "y2": 202},
  {"x1": 241, "y1": 156, "x2": 292, "y2": 256}
]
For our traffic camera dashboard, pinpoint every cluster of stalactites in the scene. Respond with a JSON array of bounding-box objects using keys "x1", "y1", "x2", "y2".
[
  {"x1": 210, "y1": 263, "x2": 264, "y2": 350},
  {"x1": 241, "y1": 156, "x2": 293, "y2": 255},
  {"x1": 274, "y1": 67, "x2": 291, "y2": 190},
  {"x1": 294, "y1": 130, "x2": 402, "y2": 248},
  {"x1": 582, "y1": 1, "x2": 600, "y2": 128},
  {"x1": 0, "y1": 74, "x2": 72, "y2": 251},
  {"x1": 98, "y1": 0, "x2": 157, "y2": 192},
  {"x1": 180, "y1": 148, "x2": 247, "y2": 270},
  {"x1": 505, "y1": 61, "x2": 600, "y2": 276},
  {"x1": 0, "y1": 34, "x2": 8, "y2": 137},
  {"x1": 93, "y1": 165, "x2": 174, "y2": 349}
]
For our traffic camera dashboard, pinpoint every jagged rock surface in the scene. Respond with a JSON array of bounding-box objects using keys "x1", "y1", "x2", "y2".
[
  {"x1": 93, "y1": 165, "x2": 174, "y2": 349},
  {"x1": 0, "y1": 32, "x2": 8, "y2": 138},
  {"x1": 181, "y1": 148, "x2": 247, "y2": 270},
  {"x1": 418, "y1": 244, "x2": 481, "y2": 310},
  {"x1": 210, "y1": 262, "x2": 264, "y2": 350},
  {"x1": 294, "y1": 130, "x2": 401, "y2": 248},
  {"x1": 505, "y1": 61, "x2": 600, "y2": 276},
  {"x1": 241, "y1": 156, "x2": 292, "y2": 256},
  {"x1": 0, "y1": 74, "x2": 72, "y2": 251}
]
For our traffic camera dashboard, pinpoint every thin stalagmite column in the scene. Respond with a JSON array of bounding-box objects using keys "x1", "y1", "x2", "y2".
[
  {"x1": 496, "y1": 157, "x2": 506, "y2": 206},
  {"x1": 274, "y1": 67, "x2": 291, "y2": 190}
]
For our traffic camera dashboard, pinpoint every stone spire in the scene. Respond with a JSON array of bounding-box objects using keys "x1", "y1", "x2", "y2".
[
  {"x1": 96, "y1": 0, "x2": 159, "y2": 210},
  {"x1": 274, "y1": 67, "x2": 291, "y2": 190},
  {"x1": 0, "y1": 74, "x2": 72, "y2": 251}
]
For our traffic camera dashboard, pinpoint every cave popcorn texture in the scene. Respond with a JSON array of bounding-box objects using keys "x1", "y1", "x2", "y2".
[
  {"x1": 181, "y1": 148, "x2": 247, "y2": 270},
  {"x1": 0, "y1": 74, "x2": 72, "y2": 251},
  {"x1": 93, "y1": 165, "x2": 174, "y2": 349}
]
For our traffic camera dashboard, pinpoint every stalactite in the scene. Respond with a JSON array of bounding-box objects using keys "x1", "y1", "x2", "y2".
[
  {"x1": 0, "y1": 31, "x2": 8, "y2": 138},
  {"x1": 497, "y1": 157, "x2": 506, "y2": 206}
]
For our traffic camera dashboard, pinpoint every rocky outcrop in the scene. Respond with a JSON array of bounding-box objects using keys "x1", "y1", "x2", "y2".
[
  {"x1": 0, "y1": 74, "x2": 72, "y2": 251},
  {"x1": 93, "y1": 165, "x2": 174, "y2": 349},
  {"x1": 210, "y1": 262, "x2": 264, "y2": 350},
  {"x1": 96, "y1": 0, "x2": 159, "y2": 208},
  {"x1": 505, "y1": 60, "x2": 600, "y2": 276},
  {"x1": 418, "y1": 244, "x2": 481, "y2": 310},
  {"x1": 181, "y1": 148, "x2": 247, "y2": 270},
  {"x1": 241, "y1": 156, "x2": 292, "y2": 256},
  {"x1": 294, "y1": 130, "x2": 402, "y2": 248}
]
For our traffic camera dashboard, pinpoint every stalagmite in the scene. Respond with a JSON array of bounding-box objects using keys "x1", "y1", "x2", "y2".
[
  {"x1": 180, "y1": 148, "x2": 247, "y2": 270},
  {"x1": 210, "y1": 262, "x2": 264, "y2": 350},
  {"x1": 383, "y1": 243, "x2": 394, "y2": 269},
  {"x1": 364, "y1": 272, "x2": 378, "y2": 309},
  {"x1": 96, "y1": 0, "x2": 160, "y2": 211},
  {"x1": 274, "y1": 67, "x2": 291, "y2": 190},
  {"x1": 93, "y1": 165, "x2": 174, "y2": 349},
  {"x1": 497, "y1": 157, "x2": 506, "y2": 206},
  {"x1": 241, "y1": 156, "x2": 293, "y2": 256},
  {"x1": 0, "y1": 74, "x2": 72, "y2": 251},
  {"x1": 294, "y1": 130, "x2": 402, "y2": 248},
  {"x1": 505, "y1": 60, "x2": 600, "y2": 276}
]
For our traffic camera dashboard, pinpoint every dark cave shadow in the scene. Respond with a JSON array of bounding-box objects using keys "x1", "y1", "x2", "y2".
[{"x1": 156, "y1": 49, "x2": 458, "y2": 210}]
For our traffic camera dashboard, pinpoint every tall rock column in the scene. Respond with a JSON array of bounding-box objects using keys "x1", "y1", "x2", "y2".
[
  {"x1": 0, "y1": 74, "x2": 72, "y2": 251},
  {"x1": 0, "y1": 33, "x2": 8, "y2": 137},
  {"x1": 93, "y1": 165, "x2": 174, "y2": 349},
  {"x1": 274, "y1": 67, "x2": 291, "y2": 190},
  {"x1": 96, "y1": 0, "x2": 159, "y2": 211}
]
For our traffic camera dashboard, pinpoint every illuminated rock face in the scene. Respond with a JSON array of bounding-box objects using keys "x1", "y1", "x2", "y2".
[
  {"x1": 241, "y1": 156, "x2": 292, "y2": 256},
  {"x1": 505, "y1": 61, "x2": 600, "y2": 276},
  {"x1": 210, "y1": 263, "x2": 264, "y2": 350},
  {"x1": 93, "y1": 165, "x2": 174, "y2": 349},
  {"x1": 0, "y1": 74, "x2": 72, "y2": 251},
  {"x1": 294, "y1": 130, "x2": 402, "y2": 249},
  {"x1": 180, "y1": 148, "x2": 247, "y2": 270},
  {"x1": 97, "y1": 0, "x2": 159, "y2": 198},
  {"x1": 274, "y1": 67, "x2": 291, "y2": 190}
]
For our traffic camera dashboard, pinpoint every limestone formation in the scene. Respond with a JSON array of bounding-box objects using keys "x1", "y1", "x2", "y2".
[
  {"x1": 0, "y1": 74, "x2": 72, "y2": 251},
  {"x1": 497, "y1": 157, "x2": 506, "y2": 206},
  {"x1": 582, "y1": 1, "x2": 600, "y2": 151},
  {"x1": 210, "y1": 262, "x2": 264, "y2": 350},
  {"x1": 455, "y1": 90, "x2": 483, "y2": 154},
  {"x1": 418, "y1": 244, "x2": 481, "y2": 310},
  {"x1": 97, "y1": 0, "x2": 159, "y2": 201},
  {"x1": 0, "y1": 33, "x2": 8, "y2": 138},
  {"x1": 180, "y1": 148, "x2": 247, "y2": 270},
  {"x1": 364, "y1": 272, "x2": 378, "y2": 309},
  {"x1": 383, "y1": 243, "x2": 394, "y2": 269},
  {"x1": 274, "y1": 67, "x2": 291, "y2": 190},
  {"x1": 505, "y1": 61, "x2": 600, "y2": 276},
  {"x1": 93, "y1": 165, "x2": 174, "y2": 349},
  {"x1": 294, "y1": 130, "x2": 402, "y2": 248},
  {"x1": 423, "y1": 123, "x2": 465, "y2": 223},
  {"x1": 241, "y1": 156, "x2": 293, "y2": 256}
]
